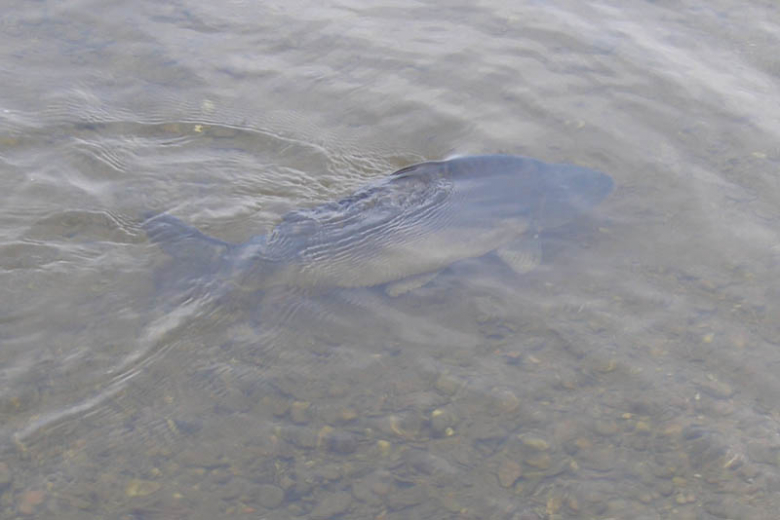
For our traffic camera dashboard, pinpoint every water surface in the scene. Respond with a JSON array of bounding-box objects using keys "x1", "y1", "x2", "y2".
[{"x1": 1, "y1": 0, "x2": 780, "y2": 518}]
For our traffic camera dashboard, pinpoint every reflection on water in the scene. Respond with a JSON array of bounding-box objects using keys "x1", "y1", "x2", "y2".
[{"x1": 2, "y1": 0, "x2": 780, "y2": 518}]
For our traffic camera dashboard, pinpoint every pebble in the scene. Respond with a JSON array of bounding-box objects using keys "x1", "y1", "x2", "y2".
[
  {"x1": 738, "y1": 462, "x2": 759, "y2": 479},
  {"x1": 703, "y1": 497, "x2": 749, "y2": 519},
  {"x1": 328, "y1": 382, "x2": 350, "y2": 398},
  {"x1": 655, "y1": 481, "x2": 674, "y2": 497},
  {"x1": 434, "y1": 374, "x2": 461, "y2": 396},
  {"x1": 339, "y1": 409, "x2": 358, "y2": 422},
  {"x1": 594, "y1": 420, "x2": 619, "y2": 436},
  {"x1": 289, "y1": 427, "x2": 318, "y2": 449},
  {"x1": 316, "y1": 426, "x2": 334, "y2": 449},
  {"x1": 578, "y1": 447, "x2": 615, "y2": 472},
  {"x1": 591, "y1": 358, "x2": 618, "y2": 373},
  {"x1": 376, "y1": 440, "x2": 392, "y2": 456},
  {"x1": 441, "y1": 494, "x2": 463, "y2": 513},
  {"x1": 698, "y1": 379, "x2": 734, "y2": 399},
  {"x1": 213, "y1": 478, "x2": 251, "y2": 501},
  {"x1": 676, "y1": 492, "x2": 695, "y2": 504},
  {"x1": 384, "y1": 415, "x2": 410, "y2": 439},
  {"x1": 351, "y1": 480, "x2": 379, "y2": 504},
  {"x1": 430, "y1": 408, "x2": 457, "y2": 437},
  {"x1": 546, "y1": 494, "x2": 563, "y2": 515},
  {"x1": 178, "y1": 448, "x2": 224, "y2": 469},
  {"x1": 0, "y1": 462, "x2": 11, "y2": 489},
  {"x1": 265, "y1": 396, "x2": 290, "y2": 417},
  {"x1": 385, "y1": 484, "x2": 426, "y2": 510},
  {"x1": 524, "y1": 453, "x2": 551, "y2": 470},
  {"x1": 310, "y1": 491, "x2": 352, "y2": 519},
  {"x1": 207, "y1": 467, "x2": 232, "y2": 485},
  {"x1": 314, "y1": 464, "x2": 342, "y2": 482},
  {"x1": 290, "y1": 401, "x2": 311, "y2": 424},
  {"x1": 256, "y1": 484, "x2": 285, "y2": 509},
  {"x1": 498, "y1": 460, "x2": 523, "y2": 488},
  {"x1": 125, "y1": 479, "x2": 161, "y2": 497},
  {"x1": 634, "y1": 421, "x2": 652, "y2": 434},
  {"x1": 493, "y1": 388, "x2": 521, "y2": 413},
  {"x1": 711, "y1": 400, "x2": 736, "y2": 416},
  {"x1": 18, "y1": 489, "x2": 45, "y2": 515},
  {"x1": 747, "y1": 441, "x2": 779, "y2": 466},
  {"x1": 574, "y1": 438, "x2": 593, "y2": 450},
  {"x1": 521, "y1": 437, "x2": 550, "y2": 451},
  {"x1": 326, "y1": 430, "x2": 359, "y2": 454}
]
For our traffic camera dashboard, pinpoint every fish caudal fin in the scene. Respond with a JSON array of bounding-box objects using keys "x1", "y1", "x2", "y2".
[{"x1": 143, "y1": 213, "x2": 232, "y2": 271}]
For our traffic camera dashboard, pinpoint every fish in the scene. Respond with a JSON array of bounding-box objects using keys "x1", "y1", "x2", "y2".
[{"x1": 144, "y1": 155, "x2": 613, "y2": 296}]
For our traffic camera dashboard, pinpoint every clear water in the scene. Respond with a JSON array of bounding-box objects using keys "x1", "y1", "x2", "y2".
[{"x1": 1, "y1": 0, "x2": 779, "y2": 518}]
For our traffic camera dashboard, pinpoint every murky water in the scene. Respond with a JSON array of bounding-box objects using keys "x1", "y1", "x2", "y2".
[{"x1": 2, "y1": 0, "x2": 780, "y2": 518}]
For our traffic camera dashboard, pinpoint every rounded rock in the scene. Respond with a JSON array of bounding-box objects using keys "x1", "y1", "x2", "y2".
[
  {"x1": 256, "y1": 484, "x2": 285, "y2": 509},
  {"x1": 498, "y1": 460, "x2": 523, "y2": 488}
]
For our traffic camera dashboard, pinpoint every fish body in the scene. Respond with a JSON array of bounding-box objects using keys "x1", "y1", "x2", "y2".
[{"x1": 145, "y1": 155, "x2": 613, "y2": 294}]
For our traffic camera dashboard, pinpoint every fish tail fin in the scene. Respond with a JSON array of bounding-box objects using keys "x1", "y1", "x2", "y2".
[{"x1": 143, "y1": 213, "x2": 233, "y2": 271}]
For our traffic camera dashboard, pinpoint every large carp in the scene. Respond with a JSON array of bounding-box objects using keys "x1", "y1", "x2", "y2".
[{"x1": 145, "y1": 155, "x2": 613, "y2": 296}]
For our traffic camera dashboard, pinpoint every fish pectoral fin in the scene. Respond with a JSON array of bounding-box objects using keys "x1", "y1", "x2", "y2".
[
  {"x1": 495, "y1": 234, "x2": 541, "y2": 274},
  {"x1": 384, "y1": 271, "x2": 441, "y2": 297}
]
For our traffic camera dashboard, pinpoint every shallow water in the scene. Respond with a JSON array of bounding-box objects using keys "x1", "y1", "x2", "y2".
[{"x1": 2, "y1": 0, "x2": 780, "y2": 518}]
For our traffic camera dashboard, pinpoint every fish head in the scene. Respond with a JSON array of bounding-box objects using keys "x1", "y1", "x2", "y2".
[
  {"x1": 445, "y1": 155, "x2": 613, "y2": 231},
  {"x1": 536, "y1": 162, "x2": 614, "y2": 228}
]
